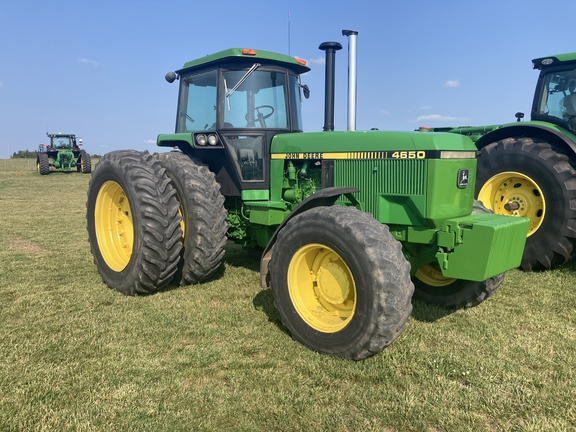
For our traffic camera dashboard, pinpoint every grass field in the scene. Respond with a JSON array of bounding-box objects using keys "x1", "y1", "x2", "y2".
[{"x1": 1, "y1": 158, "x2": 575, "y2": 431}]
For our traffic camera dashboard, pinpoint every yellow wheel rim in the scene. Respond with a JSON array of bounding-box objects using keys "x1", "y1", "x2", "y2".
[
  {"x1": 478, "y1": 171, "x2": 545, "y2": 237},
  {"x1": 287, "y1": 244, "x2": 356, "y2": 333},
  {"x1": 94, "y1": 181, "x2": 134, "y2": 271},
  {"x1": 36, "y1": 162, "x2": 40, "y2": 173},
  {"x1": 415, "y1": 264, "x2": 456, "y2": 287},
  {"x1": 175, "y1": 194, "x2": 185, "y2": 241}
]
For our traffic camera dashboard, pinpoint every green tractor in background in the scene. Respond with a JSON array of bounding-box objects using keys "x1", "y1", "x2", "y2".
[
  {"x1": 36, "y1": 132, "x2": 91, "y2": 175},
  {"x1": 86, "y1": 34, "x2": 529, "y2": 360},
  {"x1": 424, "y1": 53, "x2": 576, "y2": 271}
]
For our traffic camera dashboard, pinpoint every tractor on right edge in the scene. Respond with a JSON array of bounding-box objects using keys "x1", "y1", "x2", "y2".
[{"x1": 425, "y1": 53, "x2": 576, "y2": 271}]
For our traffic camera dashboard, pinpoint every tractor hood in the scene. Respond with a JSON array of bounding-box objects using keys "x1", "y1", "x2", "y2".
[{"x1": 271, "y1": 130, "x2": 477, "y2": 157}]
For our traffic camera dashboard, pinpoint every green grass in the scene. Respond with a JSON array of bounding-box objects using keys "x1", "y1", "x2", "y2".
[{"x1": 1, "y1": 158, "x2": 575, "y2": 431}]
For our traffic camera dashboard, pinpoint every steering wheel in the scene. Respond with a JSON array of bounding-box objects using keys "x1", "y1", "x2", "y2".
[{"x1": 248, "y1": 105, "x2": 274, "y2": 127}]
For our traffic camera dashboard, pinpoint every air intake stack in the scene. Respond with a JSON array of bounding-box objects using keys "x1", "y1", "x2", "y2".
[{"x1": 319, "y1": 41, "x2": 342, "y2": 132}]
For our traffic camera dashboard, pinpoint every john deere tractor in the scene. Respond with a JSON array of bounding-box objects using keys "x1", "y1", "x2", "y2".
[
  {"x1": 86, "y1": 37, "x2": 529, "y2": 360},
  {"x1": 36, "y1": 132, "x2": 91, "y2": 175},
  {"x1": 424, "y1": 53, "x2": 576, "y2": 271}
]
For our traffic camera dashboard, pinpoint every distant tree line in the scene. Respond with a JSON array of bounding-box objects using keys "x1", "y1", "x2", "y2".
[{"x1": 12, "y1": 150, "x2": 38, "y2": 159}]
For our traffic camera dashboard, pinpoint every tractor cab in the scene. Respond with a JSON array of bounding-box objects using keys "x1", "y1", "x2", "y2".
[
  {"x1": 532, "y1": 53, "x2": 576, "y2": 131},
  {"x1": 38, "y1": 133, "x2": 82, "y2": 155},
  {"x1": 51, "y1": 135, "x2": 75, "y2": 149},
  {"x1": 159, "y1": 48, "x2": 310, "y2": 196},
  {"x1": 43, "y1": 133, "x2": 82, "y2": 153}
]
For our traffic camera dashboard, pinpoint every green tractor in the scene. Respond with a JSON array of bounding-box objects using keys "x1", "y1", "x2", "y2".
[
  {"x1": 86, "y1": 36, "x2": 529, "y2": 360},
  {"x1": 36, "y1": 132, "x2": 91, "y2": 175},
  {"x1": 423, "y1": 53, "x2": 576, "y2": 271}
]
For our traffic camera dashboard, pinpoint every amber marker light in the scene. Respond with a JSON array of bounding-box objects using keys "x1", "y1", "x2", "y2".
[
  {"x1": 241, "y1": 49, "x2": 257, "y2": 56},
  {"x1": 295, "y1": 57, "x2": 307, "y2": 66}
]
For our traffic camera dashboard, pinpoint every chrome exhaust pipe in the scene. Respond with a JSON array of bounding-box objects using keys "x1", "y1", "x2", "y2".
[{"x1": 342, "y1": 30, "x2": 358, "y2": 131}]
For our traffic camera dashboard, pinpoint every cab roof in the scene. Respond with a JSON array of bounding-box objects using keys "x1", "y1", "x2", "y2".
[
  {"x1": 532, "y1": 52, "x2": 576, "y2": 70},
  {"x1": 176, "y1": 48, "x2": 311, "y2": 75},
  {"x1": 47, "y1": 133, "x2": 76, "y2": 138}
]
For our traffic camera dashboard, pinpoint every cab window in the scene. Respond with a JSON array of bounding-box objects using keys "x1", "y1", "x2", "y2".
[
  {"x1": 223, "y1": 69, "x2": 288, "y2": 129},
  {"x1": 176, "y1": 70, "x2": 217, "y2": 132},
  {"x1": 538, "y1": 69, "x2": 576, "y2": 124}
]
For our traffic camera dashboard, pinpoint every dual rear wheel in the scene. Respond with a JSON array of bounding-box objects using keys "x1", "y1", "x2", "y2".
[{"x1": 86, "y1": 150, "x2": 227, "y2": 295}]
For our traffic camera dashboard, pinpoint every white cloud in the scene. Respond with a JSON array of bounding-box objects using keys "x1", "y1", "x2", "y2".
[
  {"x1": 412, "y1": 114, "x2": 470, "y2": 122},
  {"x1": 380, "y1": 110, "x2": 390, "y2": 116},
  {"x1": 419, "y1": 106, "x2": 431, "y2": 110},
  {"x1": 306, "y1": 56, "x2": 325, "y2": 66},
  {"x1": 145, "y1": 139, "x2": 156, "y2": 145},
  {"x1": 78, "y1": 58, "x2": 99, "y2": 67},
  {"x1": 444, "y1": 80, "x2": 460, "y2": 88}
]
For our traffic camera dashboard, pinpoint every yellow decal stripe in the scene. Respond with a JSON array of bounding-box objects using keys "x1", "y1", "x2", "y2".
[{"x1": 271, "y1": 152, "x2": 392, "y2": 160}]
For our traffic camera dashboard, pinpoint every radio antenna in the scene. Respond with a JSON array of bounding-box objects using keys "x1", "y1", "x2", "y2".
[{"x1": 288, "y1": 11, "x2": 291, "y2": 55}]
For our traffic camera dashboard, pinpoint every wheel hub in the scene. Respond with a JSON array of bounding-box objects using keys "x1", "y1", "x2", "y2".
[
  {"x1": 478, "y1": 171, "x2": 545, "y2": 237},
  {"x1": 315, "y1": 261, "x2": 351, "y2": 306},
  {"x1": 287, "y1": 244, "x2": 356, "y2": 333}
]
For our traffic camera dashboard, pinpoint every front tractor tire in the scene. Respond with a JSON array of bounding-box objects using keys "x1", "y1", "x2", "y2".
[
  {"x1": 155, "y1": 151, "x2": 227, "y2": 285},
  {"x1": 37, "y1": 153, "x2": 49, "y2": 175},
  {"x1": 86, "y1": 150, "x2": 183, "y2": 295},
  {"x1": 476, "y1": 137, "x2": 576, "y2": 270},
  {"x1": 269, "y1": 206, "x2": 414, "y2": 360}
]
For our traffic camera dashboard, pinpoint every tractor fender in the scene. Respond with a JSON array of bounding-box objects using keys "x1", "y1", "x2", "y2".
[
  {"x1": 475, "y1": 123, "x2": 576, "y2": 156},
  {"x1": 259, "y1": 186, "x2": 359, "y2": 288}
]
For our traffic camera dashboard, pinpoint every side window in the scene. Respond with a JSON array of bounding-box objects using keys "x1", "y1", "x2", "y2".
[
  {"x1": 176, "y1": 70, "x2": 217, "y2": 132},
  {"x1": 289, "y1": 74, "x2": 303, "y2": 131},
  {"x1": 539, "y1": 71, "x2": 576, "y2": 122},
  {"x1": 541, "y1": 74, "x2": 564, "y2": 119}
]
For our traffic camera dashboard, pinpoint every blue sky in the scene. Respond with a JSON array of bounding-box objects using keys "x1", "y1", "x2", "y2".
[{"x1": 1, "y1": 0, "x2": 575, "y2": 157}]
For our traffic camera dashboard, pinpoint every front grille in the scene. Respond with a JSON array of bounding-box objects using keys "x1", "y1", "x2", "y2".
[{"x1": 334, "y1": 159, "x2": 427, "y2": 215}]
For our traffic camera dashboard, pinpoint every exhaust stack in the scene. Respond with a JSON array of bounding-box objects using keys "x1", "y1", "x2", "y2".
[
  {"x1": 342, "y1": 30, "x2": 358, "y2": 131},
  {"x1": 319, "y1": 41, "x2": 342, "y2": 132}
]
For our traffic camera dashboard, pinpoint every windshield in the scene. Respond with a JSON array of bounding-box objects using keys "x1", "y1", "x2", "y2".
[
  {"x1": 223, "y1": 68, "x2": 289, "y2": 129},
  {"x1": 176, "y1": 66, "x2": 302, "y2": 132},
  {"x1": 51, "y1": 137, "x2": 74, "y2": 148},
  {"x1": 537, "y1": 67, "x2": 576, "y2": 128}
]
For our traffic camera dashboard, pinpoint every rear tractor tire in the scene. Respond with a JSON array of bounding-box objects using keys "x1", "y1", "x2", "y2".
[
  {"x1": 412, "y1": 200, "x2": 504, "y2": 308},
  {"x1": 269, "y1": 206, "x2": 414, "y2": 360},
  {"x1": 476, "y1": 137, "x2": 576, "y2": 270},
  {"x1": 86, "y1": 150, "x2": 183, "y2": 295},
  {"x1": 37, "y1": 153, "x2": 49, "y2": 175},
  {"x1": 412, "y1": 265, "x2": 504, "y2": 308},
  {"x1": 78, "y1": 152, "x2": 92, "y2": 173},
  {"x1": 155, "y1": 151, "x2": 228, "y2": 285}
]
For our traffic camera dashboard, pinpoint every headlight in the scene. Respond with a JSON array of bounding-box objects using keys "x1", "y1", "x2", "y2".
[
  {"x1": 196, "y1": 134, "x2": 207, "y2": 146},
  {"x1": 208, "y1": 134, "x2": 218, "y2": 146}
]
